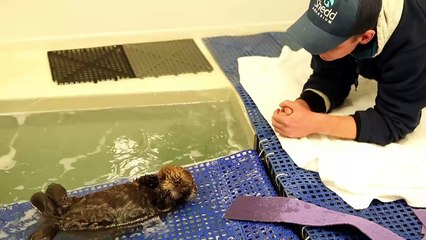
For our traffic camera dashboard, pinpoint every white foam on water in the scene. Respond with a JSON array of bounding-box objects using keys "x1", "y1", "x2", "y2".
[
  {"x1": 84, "y1": 136, "x2": 146, "y2": 183},
  {"x1": 182, "y1": 150, "x2": 204, "y2": 164},
  {"x1": 0, "y1": 132, "x2": 19, "y2": 171},
  {"x1": 113, "y1": 136, "x2": 138, "y2": 156},
  {"x1": 84, "y1": 178, "x2": 102, "y2": 186},
  {"x1": 0, "y1": 147, "x2": 16, "y2": 171},
  {"x1": 162, "y1": 160, "x2": 173, "y2": 165},
  {"x1": 57, "y1": 111, "x2": 66, "y2": 124},
  {"x1": 59, "y1": 157, "x2": 77, "y2": 172},
  {"x1": 223, "y1": 107, "x2": 245, "y2": 150},
  {"x1": 89, "y1": 128, "x2": 113, "y2": 154},
  {"x1": 189, "y1": 150, "x2": 203, "y2": 157},
  {"x1": 14, "y1": 185, "x2": 24, "y2": 190},
  {"x1": 112, "y1": 136, "x2": 146, "y2": 178},
  {"x1": 0, "y1": 230, "x2": 9, "y2": 239},
  {"x1": 59, "y1": 128, "x2": 114, "y2": 174},
  {"x1": 13, "y1": 113, "x2": 28, "y2": 126},
  {"x1": 82, "y1": 147, "x2": 147, "y2": 185}
]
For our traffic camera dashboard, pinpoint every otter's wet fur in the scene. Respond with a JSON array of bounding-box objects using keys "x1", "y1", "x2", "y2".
[{"x1": 28, "y1": 165, "x2": 197, "y2": 240}]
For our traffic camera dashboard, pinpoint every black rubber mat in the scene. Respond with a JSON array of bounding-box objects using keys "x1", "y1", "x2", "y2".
[
  {"x1": 47, "y1": 45, "x2": 135, "y2": 84},
  {"x1": 123, "y1": 39, "x2": 213, "y2": 78}
]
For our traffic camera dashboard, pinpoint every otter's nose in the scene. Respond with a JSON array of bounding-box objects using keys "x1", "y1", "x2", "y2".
[{"x1": 182, "y1": 189, "x2": 191, "y2": 197}]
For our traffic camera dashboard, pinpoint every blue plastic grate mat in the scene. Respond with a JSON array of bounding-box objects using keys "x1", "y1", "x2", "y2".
[
  {"x1": 0, "y1": 150, "x2": 298, "y2": 240},
  {"x1": 203, "y1": 33, "x2": 424, "y2": 240},
  {"x1": 203, "y1": 33, "x2": 284, "y2": 85}
]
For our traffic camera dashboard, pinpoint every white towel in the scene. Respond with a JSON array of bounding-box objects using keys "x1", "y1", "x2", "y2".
[{"x1": 239, "y1": 46, "x2": 426, "y2": 209}]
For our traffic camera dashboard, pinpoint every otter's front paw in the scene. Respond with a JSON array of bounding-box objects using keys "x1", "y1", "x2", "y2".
[
  {"x1": 46, "y1": 183, "x2": 69, "y2": 214},
  {"x1": 137, "y1": 174, "x2": 159, "y2": 189},
  {"x1": 30, "y1": 192, "x2": 56, "y2": 217},
  {"x1": 156, "y1": 192, "x2": 172, "y2": 213}
]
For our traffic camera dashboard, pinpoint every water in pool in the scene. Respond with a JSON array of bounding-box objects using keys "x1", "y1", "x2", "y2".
[{"x1": 0, "y1": 101, "x2": 253, "y2": 206}]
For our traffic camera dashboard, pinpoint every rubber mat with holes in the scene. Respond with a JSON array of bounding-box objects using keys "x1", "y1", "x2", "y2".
[
  {"x1": 47, "y1": 45, "x2": 135, "y2": 84},
  {"x1": 47, "y1": 39, "x2": 213, "y2": 84},
  {"x1": 123, "y1": 39, "x2": 213, "y2": 78}
]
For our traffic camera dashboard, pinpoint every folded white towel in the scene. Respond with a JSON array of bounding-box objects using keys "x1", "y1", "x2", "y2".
[{"x1": 239, "y1": 46, "x2": 426, "y2": 209}]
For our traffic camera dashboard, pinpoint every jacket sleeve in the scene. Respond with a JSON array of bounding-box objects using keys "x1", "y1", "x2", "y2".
[
  {"x1": 353, "y1": 47, "x2": 426, "y2": 145},
  {"x1": 300, "y1": 55, "x2": 359, "y2": 113}
]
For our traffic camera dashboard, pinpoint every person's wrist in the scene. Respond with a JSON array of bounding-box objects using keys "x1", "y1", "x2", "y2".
[
  {"x1": 310, "y1": 112, "x2": 327, "y2": 135},
  {"x1": 298, "y1": 91, "x2": 326, "y2": 113},
  {"x1": 295, "y1": 99, "x2": 310, "y2": 110}
]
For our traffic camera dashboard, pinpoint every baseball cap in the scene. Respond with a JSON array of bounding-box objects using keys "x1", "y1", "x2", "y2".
[{"x1": 283, "y1": 0, "x2": 381, "y2": 55}]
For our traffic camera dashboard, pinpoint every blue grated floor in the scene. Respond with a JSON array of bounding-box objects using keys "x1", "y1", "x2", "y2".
[
  {"x1": 0, "y1": 150, "x2": 298, "y2": 240},
  {"x1": 203, "y1": 33, "x2": 424, "y2": 240}
]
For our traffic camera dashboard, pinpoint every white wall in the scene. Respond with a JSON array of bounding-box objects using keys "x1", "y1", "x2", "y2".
[{"x1": 0, "y1": 0, "x2": 308, "y2": 45}]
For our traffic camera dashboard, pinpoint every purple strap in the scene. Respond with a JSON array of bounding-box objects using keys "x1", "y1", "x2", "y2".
[
  {"x1": 413, "y1": 209, "x2": 426, "y2": 240},
  {"x1": 225, "y1": 196, "x2": 403, "y2": 240}
]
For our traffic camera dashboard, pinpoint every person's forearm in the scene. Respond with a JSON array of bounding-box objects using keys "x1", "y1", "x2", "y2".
[{"x1": 311, "y1": 113, "x2": 357, "y2": 140}]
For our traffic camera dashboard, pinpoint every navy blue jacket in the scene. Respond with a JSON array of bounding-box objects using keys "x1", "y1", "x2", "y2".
[{"x1": 300, "y1": 0, "x2": 426, "y2": 145}]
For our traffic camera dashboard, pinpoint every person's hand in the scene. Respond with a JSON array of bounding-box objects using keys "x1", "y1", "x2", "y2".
[{"x1": 271, "y1": 99, "x2": 315, "y2": 138}]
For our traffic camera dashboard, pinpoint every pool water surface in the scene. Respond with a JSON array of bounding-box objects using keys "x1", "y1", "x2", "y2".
[{"x1": 0, "y1": 101, "x2": 253, "y2": 206}]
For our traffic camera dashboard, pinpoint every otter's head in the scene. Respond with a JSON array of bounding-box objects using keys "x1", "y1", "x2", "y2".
[{"x1": 156, "y1": 165, "x2": 197, "y2": 212}]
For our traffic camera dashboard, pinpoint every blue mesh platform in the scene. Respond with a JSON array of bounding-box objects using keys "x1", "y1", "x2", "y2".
[
  {"x1": 203, "y1": 33, "x2": 283, "y2": 84},
  {"x1": 0, "y1": 150, "x2": 298, "y2": 240},
  {"x1": 203, "y1": 33, "x2": 424, "y2": 240}
]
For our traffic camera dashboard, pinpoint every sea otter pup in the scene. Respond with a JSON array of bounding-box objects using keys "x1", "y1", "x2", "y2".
[{"x1": 28, "y1": 165, "x2": 197, "y2": 240}]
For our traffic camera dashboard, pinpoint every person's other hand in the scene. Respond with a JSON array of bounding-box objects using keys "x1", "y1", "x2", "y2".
[{"x1": 271, "y1": 99, "x2": 315, "y2": 138}]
